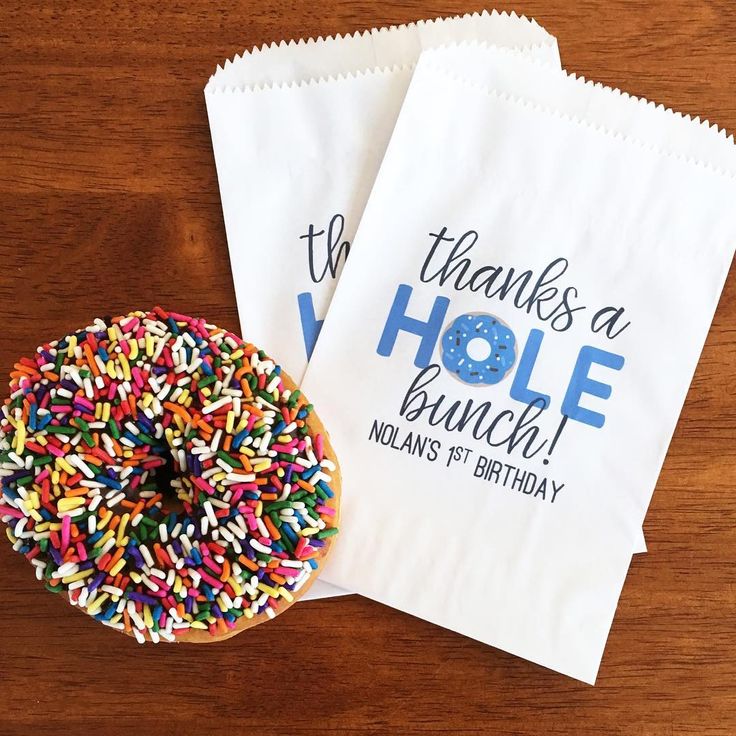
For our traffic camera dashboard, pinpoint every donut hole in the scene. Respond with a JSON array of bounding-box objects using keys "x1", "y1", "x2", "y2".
[
  {"x1": 148, "y1": 449, "x2": 186, "y2": 514},
  {"x1": 466, "y1": 337, "x2": 493, "y2": 363}
]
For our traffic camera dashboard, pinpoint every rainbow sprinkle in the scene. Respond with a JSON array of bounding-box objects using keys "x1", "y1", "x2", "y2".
[{"x1": 0, "y1": 308, "x2": 339, "y2": 642}]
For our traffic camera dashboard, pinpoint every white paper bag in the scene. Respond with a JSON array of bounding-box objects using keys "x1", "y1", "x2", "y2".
[
  {"x1": 302, "y1": 46, "x2": 735, "y2": 681},
  {"x1": 205, "y1": 14, "x2": 559, "y2": 600}
]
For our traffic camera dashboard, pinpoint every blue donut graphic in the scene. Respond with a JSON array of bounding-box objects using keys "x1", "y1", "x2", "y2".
[{"x1": 441, "y1": 313, "x2": 516, "y2": 385}]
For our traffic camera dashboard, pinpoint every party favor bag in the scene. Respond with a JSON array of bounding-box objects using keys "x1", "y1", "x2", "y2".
[{"x1": 301, "y1": 46, "x2": 736, "y2": 681}]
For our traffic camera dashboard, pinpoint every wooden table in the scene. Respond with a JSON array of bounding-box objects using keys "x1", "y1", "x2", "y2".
[{"x1": 1, "y1": 2, "x2": 734, "y2": 733}]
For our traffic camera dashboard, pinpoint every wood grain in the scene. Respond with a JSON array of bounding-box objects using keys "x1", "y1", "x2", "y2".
[{"x1": 0, "y1": 2, "x2": 734, "y2": 734}]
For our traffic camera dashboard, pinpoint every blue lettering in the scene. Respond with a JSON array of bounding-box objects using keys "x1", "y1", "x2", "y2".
[
  {"x1": 297, "y1": 292, "x2": 323, "y2": 360},
  {"x1": 377, "y1": 284, "x2": 450, "y2": 367},
  {"x1": 510, "y1": 328, "x2": 551, "y2": 409},
  {"x1": 562, "y1": 346, "x2": 624, "y2": 428}
]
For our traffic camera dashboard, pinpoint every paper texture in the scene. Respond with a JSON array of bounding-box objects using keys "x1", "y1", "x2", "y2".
[
  {"x1": 205, "y1": 14, "x2": 560, "y2": 600},
  {"x1": 210, "y1": 11, "x2": 557, "y2": 90},
  {"x1": 302, "y1": 46, "x2": 735, "y2": 681}
]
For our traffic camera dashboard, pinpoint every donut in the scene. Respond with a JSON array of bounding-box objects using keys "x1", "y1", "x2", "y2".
[
  {"x1": 440, "y1": 313, "x2": 516, "y2": 385},
  {"x1": 0, "y1": 308, "x2": 340, "y2": 643}
]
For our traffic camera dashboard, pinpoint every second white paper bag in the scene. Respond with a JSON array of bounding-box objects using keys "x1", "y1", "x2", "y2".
[{"x1": 205, "y1": 13, "x2": 559, "y2": 601}]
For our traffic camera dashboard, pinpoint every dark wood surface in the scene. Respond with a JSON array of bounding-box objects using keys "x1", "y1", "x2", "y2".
[{"x1": 1, "y1": 2, "x2": 735, "y2": 734}]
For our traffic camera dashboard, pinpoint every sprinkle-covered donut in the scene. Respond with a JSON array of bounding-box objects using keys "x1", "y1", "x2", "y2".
[
  {"x1": 441, "y1": 313, "x2": 516, "y2": 385},
  {"x1": 0, "y1": 308, "x2": 340, "y2": 643}
]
